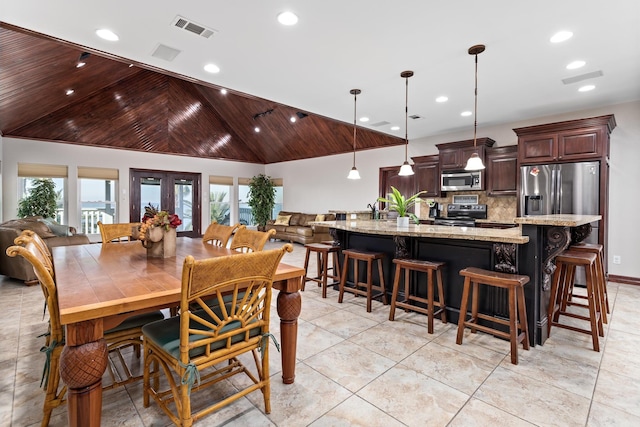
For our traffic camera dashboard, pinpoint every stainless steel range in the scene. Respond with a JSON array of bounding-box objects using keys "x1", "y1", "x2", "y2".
[{"x1": 434, "y1": 203, "x2": 487, "y2": 227}]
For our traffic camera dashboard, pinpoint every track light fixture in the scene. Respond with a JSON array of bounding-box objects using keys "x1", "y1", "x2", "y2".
[{"x1": 253, "y1": 109, "x2": 274, "y2": 120}]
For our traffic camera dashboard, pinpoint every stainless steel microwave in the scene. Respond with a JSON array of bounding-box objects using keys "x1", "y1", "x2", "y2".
[{"x1": 441, "y1": 171, "x2": 481, "y2": 191}]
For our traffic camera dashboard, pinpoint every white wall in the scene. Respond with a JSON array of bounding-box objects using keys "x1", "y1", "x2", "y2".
[
  {"x1": 268, "y1": 101, "x2": 640, "y2": 279},
  {"x1": 3, "y1": 101, "x2": 639, "y2": 279},
  {"x1": 1, "y1": 139, "x2": 265, "y2": 231}
]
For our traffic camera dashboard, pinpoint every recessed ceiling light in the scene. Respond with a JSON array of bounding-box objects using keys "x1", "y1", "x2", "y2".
[
  {"x1": 359, "y1": 117, "x2": 369, "y2": 122},
  {"x1": 578, "y1": 84, "x2": 595, "y2": 92},
  {"x1": 566, "y1": 60, "x2": 586, "y2": 70},
  {"x1": 76, "y1": 62, "x2": 86, "y2": 68},
  {"x1": 65, "y1": 89, "x2": 74, "y2": 96},
  {"x1": 204, "y1": 63, "x2": 220, "y2": 73},
  {"x1": 435, "y1": 96, "x2": 448, "y2": 103},
  {"x1": 220, "y1": 89, "x2": 227, "y2": 94},
  {"x1": 277, "y1": 11, "x2": 298, "y2": 26},
  {"x1": 254, "y1": 127, "x2": 260, "y2": 133},
  {"x1": 390, "y1": 126, "x2": 400, "y2": 131},
  {"x1": 290, "y1": 116, "x2": 297, "y2": 123},
  {"x1": 461, "y1": 111, "x2": 472, "y2": 117},
  {"x1": 96, "y1": 29, "x2": 119, "y2": 41},
  {"x1": 550, "y1": 30, "x2": 573, "y2": 43}
]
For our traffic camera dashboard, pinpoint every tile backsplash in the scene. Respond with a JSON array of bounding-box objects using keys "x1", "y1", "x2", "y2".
[{"x1": 418, "y1": 192, "x2": 517, "y2": 223}]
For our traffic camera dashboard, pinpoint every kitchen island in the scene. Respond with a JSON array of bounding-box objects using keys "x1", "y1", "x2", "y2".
[{"x1": 320, "y1": 214, "x2": 599, "y2": 346}]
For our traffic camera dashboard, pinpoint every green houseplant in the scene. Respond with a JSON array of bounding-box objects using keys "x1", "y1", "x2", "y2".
[
  {"x1": 378, "y1": 186, "x2": 425, "y2": 225},
  {"x1": 17, "y1": 178, "x2": 58, "y2": 219},
  {"x1": 248, "y1": 174, "x2": 276, "y2": 230}
]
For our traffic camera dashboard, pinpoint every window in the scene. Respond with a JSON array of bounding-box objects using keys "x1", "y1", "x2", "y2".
[
  {"x1": 238, "y1": 179, "x2": 254, "y2": 225},
  {"x1": 78, "y1": 167, "x2": 118, "y2": 235},
  {"x1": 272, "y1": 178, "x2": 284, "y2": 218},
  {"x1": 209, "y1": 176, "x2": 232, "y2": 225},
  {"x1": 17, "y1": 163, "x2": 67, "y2": 223}
]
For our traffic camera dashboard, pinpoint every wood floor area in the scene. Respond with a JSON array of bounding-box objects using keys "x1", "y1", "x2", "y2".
[{"x1": 1, "y1": 239, "x2": 639, "y2": 426}]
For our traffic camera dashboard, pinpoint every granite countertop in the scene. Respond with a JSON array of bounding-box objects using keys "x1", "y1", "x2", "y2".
[
  {"x1": 514, "y1": 214, "x2": 601, "y2": 227},
  {"x1": 328, "y1": 210, "x2": 372, "y2": 214},
  {"x1": 475, "y1": 219, "x2": 517, "y2": 225},
  {"x1": 312, "y1": 220, "x2": 529, "y2": 244}
]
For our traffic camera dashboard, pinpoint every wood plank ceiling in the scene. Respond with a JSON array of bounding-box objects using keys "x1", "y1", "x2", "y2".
[{"x1": 0, "y1": 23, "x2": 404, "y2": 164}]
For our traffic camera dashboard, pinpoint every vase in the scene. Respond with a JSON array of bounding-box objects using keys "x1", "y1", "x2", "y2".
[
  {"x1": 396, "y1": 216, "x2": 409, "y2": 228},
  {"x1": 144, "y1": 227, "x2": 177, "y2": 258}
]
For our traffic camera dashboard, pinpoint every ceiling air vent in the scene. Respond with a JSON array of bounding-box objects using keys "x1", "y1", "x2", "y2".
[
  {"x1": 371, "y1": 121, "x2": 390, "y2": 127},
  {"x1": 409, "y1": 115, "x2": 423, "y2": 120},
  {"x1": 151, "y1": 44, "x2": 182, "y2": 62},
  {"x1": 562, "y1": 70, "x2": 603, "y2": 85},
  {"x1": 172, "y1": 15, "x2": 217, "y2": 39}
]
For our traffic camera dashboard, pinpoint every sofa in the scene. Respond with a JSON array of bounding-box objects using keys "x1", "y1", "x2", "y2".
[
  {"x1": 265, "y1": 211, "x2": 336, "y2": 245},
  {"x1": 0, "y1": 216, "x2": 90, "y2": 284}
]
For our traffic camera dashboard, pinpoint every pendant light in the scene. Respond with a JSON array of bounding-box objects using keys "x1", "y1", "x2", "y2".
[
  {"x1": 347, "y1": 89, "x2": 362, "y2": 179},
  {"x1": 398, "y1": 70, "x2": 415, "y2": 176},
  {"x1": 464, "y1": 44, "x2": 486, "y2": 171}
]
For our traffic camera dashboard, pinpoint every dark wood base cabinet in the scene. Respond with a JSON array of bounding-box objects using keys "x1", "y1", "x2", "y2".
[{"x1": 332, "y1": 228, "x2": 546, "y2": 346}]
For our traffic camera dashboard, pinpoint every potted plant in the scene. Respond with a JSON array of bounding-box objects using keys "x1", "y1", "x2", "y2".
[
  {"x1": 17, "y1": 178, "x2": 58, "y2": 219},
  {"x1": 378, "y1": 186, "x2": 425, "y2": 227},
  {"x1": 248, "y1": 174, "x2": 276, "y2": 230}
]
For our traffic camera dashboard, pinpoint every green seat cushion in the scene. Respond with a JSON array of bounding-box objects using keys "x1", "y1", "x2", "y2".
[
  {"x1": 142, "y1": 308, "x2": 261, "y2": 360},
  {"x1": 107, "y1": 310, "x2": 165, "y2": 334}
]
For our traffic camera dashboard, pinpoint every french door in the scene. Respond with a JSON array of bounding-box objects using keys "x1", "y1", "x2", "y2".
[{"x1": 130, "y1": 169, "x2": 201, "y2": 237}]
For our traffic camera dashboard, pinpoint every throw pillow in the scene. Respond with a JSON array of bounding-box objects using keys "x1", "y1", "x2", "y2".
[
  {"x1": 23, "y1": 220, "x2": 56, "y2": 238},
  {"x1": 315, "y1": 214, "x2": 326, "y2": 221},
  {"x1": 38, "y1": 218, "x2": 73, "y2": 237},
  {"x1": 274, "y1": 214, "x2": 292, "y2": 226}
]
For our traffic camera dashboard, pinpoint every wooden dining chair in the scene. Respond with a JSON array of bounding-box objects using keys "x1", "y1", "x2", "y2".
[
  {"x1": 15, "y1": 229, "x2": 54, "y2": 274},
  {"x1": 201, "y1": 221, "x2": 240, "y2": 247},
  {"x1": 98, "y1": 221, "x2": 141, "y2": 244},
  {"x1": 6, "y1": 235, "x2": 164, "y2": 427},
  {"x1": 229, "y1": 227, "x2": 276, "y2": 253},
  {"x1": 142, "y1": 243, "x2": 292, "y2": 426}
]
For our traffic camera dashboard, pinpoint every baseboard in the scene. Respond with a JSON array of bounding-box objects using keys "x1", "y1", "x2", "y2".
[{"x1": 608, "y1": 274, "x2": 640, "y2": 286}]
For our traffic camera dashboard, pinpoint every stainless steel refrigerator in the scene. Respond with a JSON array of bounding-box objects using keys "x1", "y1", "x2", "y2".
[{"x1": 520, "y1": 161, "x2": 600, "y2": 283}]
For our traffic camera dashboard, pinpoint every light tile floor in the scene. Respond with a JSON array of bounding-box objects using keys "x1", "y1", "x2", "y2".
[{"x1": 1, "y1": 240, "x2": 640, "y2": 426}]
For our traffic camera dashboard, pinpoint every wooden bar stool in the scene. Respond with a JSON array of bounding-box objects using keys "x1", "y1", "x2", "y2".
[
  {"x1": 302, "y1": 243, "x2": 341, "y2": 298},
  {"x1": 569, "y1": 242, "x2": 609, "y2": 323},
  {"x1": 389, "y1": 258, "x2": 447, "y2": 334},
  {"x1": 547, "y1": 250, "x2": 603, "y2": 351},
  {"x1": 456, "y1": 267, "x2": 530, "y2": 365},
  {"x1": 338, "y1": 249, "x2": 388, "y2": 312}
]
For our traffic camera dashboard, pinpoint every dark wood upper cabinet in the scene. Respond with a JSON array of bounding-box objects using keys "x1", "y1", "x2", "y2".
[
  {"x1": 486, "y1": 145, "x2": 518, "y2": 196},
  {"x1": 412, "y1": 155, "x2": 440, "y2": 197},
  {"x1": 515, "y1": 115, "x2": 616, "y2": 165},
  {"x1": 436, "y1": 138, "x2": 495, "y2": 171}
]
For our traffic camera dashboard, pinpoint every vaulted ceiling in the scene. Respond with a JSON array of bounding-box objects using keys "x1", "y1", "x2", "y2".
[
  {"x1": 0, "y1": 23, "x2": 404, "y2": 164},
  {"x1": 2, "y1": 2, "x2": 640, "y2": 164}
]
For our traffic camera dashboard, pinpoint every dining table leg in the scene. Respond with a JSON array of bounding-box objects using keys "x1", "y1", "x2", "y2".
[
  {"x1": 59, "y1": 319, "x2": 108, "y2": 427},
  {"x1": 275, "y1": 281, "x2": 302, "y2": 384}
]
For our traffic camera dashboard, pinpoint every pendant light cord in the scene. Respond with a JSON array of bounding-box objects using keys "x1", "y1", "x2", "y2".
[
  {"x1": 405, "y1": 75, "x2": 409, "y2": 161},
  {"x1": 353, "y1": 91, "x2": 357, "y2": 167},
  {"x1": 473, "y1": 52, "x2": 478, "y2": 148}
]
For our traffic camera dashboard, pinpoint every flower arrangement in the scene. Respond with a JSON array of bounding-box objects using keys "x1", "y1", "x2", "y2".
[{"x1": 139, "y1": 204, "x2": 182, "y2": 240}]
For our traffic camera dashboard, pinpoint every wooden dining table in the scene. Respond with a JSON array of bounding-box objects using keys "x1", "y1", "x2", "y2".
[{"x1": 52, "y1": 238, "x2": 304, "y2": 427}]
